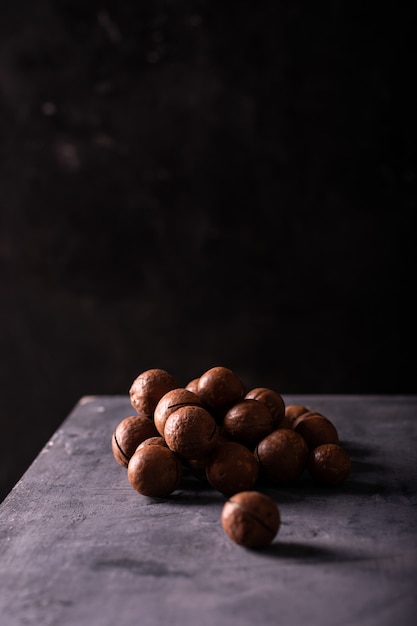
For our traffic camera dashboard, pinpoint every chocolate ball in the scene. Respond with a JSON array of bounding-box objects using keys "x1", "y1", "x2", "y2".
[
  {"x1": 244, "y1": 387, "x2": 285, "y2": 428},
  {"x1": 163, "y1": 405, "x2": 219, "y2": 460},
  {"x1": 154, "y1": 388, "x2": 203, "y2": 436},
  {"x1": 112, "y1": 414, "x2": 159, "y2": 468},
  {"x1": 223, "y1": 399, "x2": 275, "y2": 447},
  {"x1": 197, "y1": 366, "x2": 246, "y2": 416},
  {"x1": 293, "y1": 412, "x2": 339, "y2": 450},
  {"x1": 221, "y1": 491, "x2": 280, "y2": 548},
  {"x1": 255, "y1": 428, "x2": 309, "y2": 484},
  {"x1": 206, "y1": 441, "x2": 259, "y2": 496},
  {"x1": 129, "y1": 368, "x2": 179, "y2": 416},
  {"x1": 308, "y1": 443, "x2": 351, "y2": 486},
  {"x1": 127, "y1": 445, "x2": 182, "y2": 497}
]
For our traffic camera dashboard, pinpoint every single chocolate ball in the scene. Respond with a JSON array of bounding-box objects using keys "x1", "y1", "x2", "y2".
[
  {"x1": 255, "y1": 428, "x2": 309, "y2": 484},
  {"x1": 127, "y1": 444, "x2": 182, "y2": 497},
  {"x1": 293, "y1": 412, "x2": 339, "y2": 450},
  {"x1": 129, "y1": 368, "x2": 179, "y2": 416},
  {"x1": 197, "y1": 366, "x2": 246, "y2": 416},
  {"x1": 206, "y1": 440, "x2": 259, "y2": 496},
  {"x1": 308, "y1": 443, "x2": 351, "y2": 486},
  {"x1": 154, "y1": 388, "x2": 203, "y2": 436},
  {"x1": 285, "y1": 404, "x2": 310, "y2": 426},
  {"x1": 223, "y1": 399, "x2": 275, "y2": 447},
  {"x1": 112, "y1": 414, "x2": 159, "y2": 468},
  {"x1": 221, "y1": 491, "x2": 280, "y2": 548},
  {"x1": 244, "y1": 387, "x2": 285, "y2": 428},
  {"x1": 164, "y1": 405, "x2": 219, "y2": 460}
]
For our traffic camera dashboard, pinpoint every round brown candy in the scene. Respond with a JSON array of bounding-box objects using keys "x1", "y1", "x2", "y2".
[
  {"x1": 164, "y1": 405, "x2": 219, "y2": 460},
  {"x1": 308, "y1": 443, "x2": 351, "y2": 486},
  {"x1": 244, "y1": 387, "x2": 285, "y2": 428},
  {"x1": 223, "y1": 399, "x2": 275, "y2": 447},
  {"x1": 112, "y1": 414, "x2": 159, "y2": 468},
  {"x1": 221, "y1": 491, "x2": 280, "y2": 548},
  {"x1": 127, "y1": 444, "x2": 182, "y2": 497},
  {"x1": 255, "y1": 428, "x2": 309, "y2": 484},
  {"x1": 293, "y1": 412, "x2": 339, "y2": 450},
  {"x1": 197, "y1": 366, "x2": 246, "y2": 416},
  {"x1": 206, "y1": 440, "x2": 259, "y2": 496},
  {"x1": 154, "y1": 388, "x2": 203, "y2": 436},
  {"x1": 129, "y1": 368, "x2": 179, "y2": 416}
]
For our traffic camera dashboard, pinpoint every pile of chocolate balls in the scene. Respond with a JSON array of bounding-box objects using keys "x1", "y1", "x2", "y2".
[{"x1": 112, "y1": 366, "x2": 351, "y2": 549}]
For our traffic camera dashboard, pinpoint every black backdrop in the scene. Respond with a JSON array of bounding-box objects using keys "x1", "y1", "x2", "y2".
[{"x1": 1, "y1": 1, "x2": 415, "y2": 501}]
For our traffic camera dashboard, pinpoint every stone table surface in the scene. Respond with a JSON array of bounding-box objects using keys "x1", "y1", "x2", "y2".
[{"x1": 1, "y1": 395, "x2": 416, "y2": 626}]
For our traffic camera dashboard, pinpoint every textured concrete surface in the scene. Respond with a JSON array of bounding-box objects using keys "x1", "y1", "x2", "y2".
[{"x1": 1, "y1": 395, "x2": 416, "y2": 625}]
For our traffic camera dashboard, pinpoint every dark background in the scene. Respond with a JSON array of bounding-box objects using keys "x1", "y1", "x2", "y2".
[{"x1": 1, "y1": 1, "x2": 415, "y2": 502}]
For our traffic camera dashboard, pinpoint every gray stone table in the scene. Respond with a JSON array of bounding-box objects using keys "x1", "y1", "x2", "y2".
[{"x1": 1, "y1": 395, "x2": 417, "y2": 626}]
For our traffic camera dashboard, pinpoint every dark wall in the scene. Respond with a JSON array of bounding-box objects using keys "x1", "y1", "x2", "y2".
[{"x1": 1, "y1": 1, "x2": 415, "y2": 501}]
